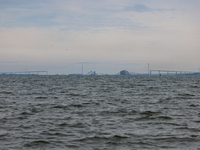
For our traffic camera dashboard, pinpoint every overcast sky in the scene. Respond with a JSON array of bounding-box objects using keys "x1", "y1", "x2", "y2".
[{"x1": 0, "y1": 0, "x2": 200, "y2": 74}]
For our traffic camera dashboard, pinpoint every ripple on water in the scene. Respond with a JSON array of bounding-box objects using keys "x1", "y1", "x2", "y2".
[{"x1": 1, "y1": 75, "x2": 200, "y2": 149}]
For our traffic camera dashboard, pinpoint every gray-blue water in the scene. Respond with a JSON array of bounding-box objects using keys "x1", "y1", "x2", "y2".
[{"x1": 1, "y1": 75, "x2": 200, "y2": 150}]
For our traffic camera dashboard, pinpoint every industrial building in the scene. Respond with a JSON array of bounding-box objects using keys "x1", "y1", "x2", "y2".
[{"x1": 120, "y1": 70, "x2": 130, "y2": 75}]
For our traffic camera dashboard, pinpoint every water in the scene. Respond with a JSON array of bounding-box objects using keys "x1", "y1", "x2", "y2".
[{"x1": 1, "y1": 75, "x2": 200, "y2": 150}]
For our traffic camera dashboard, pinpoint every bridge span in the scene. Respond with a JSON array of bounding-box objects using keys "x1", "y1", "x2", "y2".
[
  {"x1": 150, "y1": 70, "x2": 200, "y2": 75},
  {"x1": 0, "y1": 71, "x2": 48, "y2": 75}
]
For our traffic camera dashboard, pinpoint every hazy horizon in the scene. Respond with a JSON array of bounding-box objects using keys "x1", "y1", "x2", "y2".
[{"x1": 1, "y1": 0, "x2": 200, "y2": 75}]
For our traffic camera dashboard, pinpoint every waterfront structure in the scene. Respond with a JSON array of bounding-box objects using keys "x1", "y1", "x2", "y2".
[
  {"x1": 120, "y1": 70, "x2": 130, "y2": 75},
  {"x1": 150, "y1": 70, "x2": 200, "y2": 75},
  {"x1": 0, "y1": 71, "x2": 48, "y2": 75},
  {"x1": 86, "y1": 71, "x2": 97, "y2": 75}
]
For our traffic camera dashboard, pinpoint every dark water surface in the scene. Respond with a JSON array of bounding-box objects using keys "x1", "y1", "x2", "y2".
[{"x1": 1, "y1": 75, "x2": 200, "y2": 150}]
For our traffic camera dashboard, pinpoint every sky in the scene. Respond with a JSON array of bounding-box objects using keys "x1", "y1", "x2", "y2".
[{"x1": 0, "y1": 0, "x2": 200, "y2": 75}]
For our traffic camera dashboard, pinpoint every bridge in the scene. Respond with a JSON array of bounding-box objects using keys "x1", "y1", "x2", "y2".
[
  {"x1": 0, "y1": 71, "x2": 48, "y2": 75},
  {"x1": 86, "y1": 71, "x2": 97, "y2": 75},
  {"x1": 150, "y1": 70, "x2": 200, "y2": 75}
]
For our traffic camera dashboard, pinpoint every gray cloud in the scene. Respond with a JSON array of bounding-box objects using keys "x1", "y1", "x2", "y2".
[
  {"x1": 124, "y1": 5, "x2": 153, "y2": 12},
  {"x1": 74, "y1": 62, "x2": 103, "y2": 65},
  {"x1": 124, "y1": 4, "x2": 175, "y2": 12}
]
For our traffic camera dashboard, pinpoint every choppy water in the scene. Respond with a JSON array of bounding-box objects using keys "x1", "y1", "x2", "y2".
[{"x1": 1, "y1": 75, "x2": 200, "y2": 150}]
